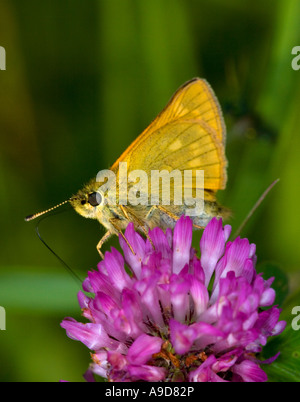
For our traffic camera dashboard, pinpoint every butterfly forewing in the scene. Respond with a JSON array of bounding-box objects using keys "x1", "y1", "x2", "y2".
[{"x1": 111, "y1": 78, "x2": 227, "y2": 192}]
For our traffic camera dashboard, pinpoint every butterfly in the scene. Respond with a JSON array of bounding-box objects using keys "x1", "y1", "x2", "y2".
[{"x1": 26, "y1": 78, "x2": 229, "y2": 258}]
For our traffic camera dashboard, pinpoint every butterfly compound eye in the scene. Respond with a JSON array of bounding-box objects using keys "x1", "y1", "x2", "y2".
[{"x1": 88, "y1": 192, "x2": 102, "y2": 207}]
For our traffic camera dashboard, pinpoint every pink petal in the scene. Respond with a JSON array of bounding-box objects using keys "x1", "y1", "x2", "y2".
[
  {"x1": 200, "y1": 218, "x2": 229, "y2": 287},
  {"x1": 119, "y1": 223, "x2": 146, "y2": 278},
  {"x1": 103, "y1": 247, "x2": 131, "y2": 292},
  {"x1": 172, "y1": 216, "x2": 193, "y2": 274},
  {"x1": 147, "y1": 226, "x2": 172, "y2": 260},
  {"x1": 169, "y1": 319, "x2": 197, "y2": 354},
  {"x1": 232, "y1": 360, "x2": 267, "y2": 382},
  {"x1": 60, "y1": 318, "x2": 119, "y2": 350},
  {"x1": 127, "y1": 334, "x2": 163, "y2": 365},
  {"x1": 127, "y1": 365, "x2": 166, "y2": 381},
  {"x1": 190, "y1": 277, "x2": 209, "y2": 319}
]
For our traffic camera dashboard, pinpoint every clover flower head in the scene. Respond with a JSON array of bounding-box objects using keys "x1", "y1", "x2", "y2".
[{"x1": 61, "y1": 216, "x2": 286, "y2": 382}]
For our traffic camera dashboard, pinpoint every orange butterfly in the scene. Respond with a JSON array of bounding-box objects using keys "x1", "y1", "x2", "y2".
[{"x1": 26, "y1": 78, "x2": 229, "y2": 257}]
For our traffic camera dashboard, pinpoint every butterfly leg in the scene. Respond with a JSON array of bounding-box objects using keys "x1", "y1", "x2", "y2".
[
  {"x1": 145, "y1": 205, "x2": 156, "y2": 220},
  {"x1": 120, "y1": 206, "x2": 155, "y2": 250},
  {"x1": 157, "y1": 205, "x2": 180, "y2": 222},
  {"x1": 138, "y1": 223, "x2": 155, "y2": 249},
  {"x1": 191, "y1": 222, "x2": 205, "y2": 229},
  {"x1": 97, "y1": 230, "x2": 113, "y2": 259},
  {"x1": 157, "y1": 205, "x2": 204, "y2": 230},
  {"x1": 109, "y1": 218, "x2": 136, "y2": 256}
]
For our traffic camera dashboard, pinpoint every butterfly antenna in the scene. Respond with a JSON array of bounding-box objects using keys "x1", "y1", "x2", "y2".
[
  {"x1": 25, "y1": 199, "x2": 71, "y2": 222},
  {"x1": 233, "y1": 178, "x2": 280, "y2": 238},
  {"x1": 35, "y1": 212, "x2": 83, "y2": 286}
]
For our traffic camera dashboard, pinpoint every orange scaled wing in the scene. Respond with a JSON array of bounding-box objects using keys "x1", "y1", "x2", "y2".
[{"x1": 111, "y1": 78, "x2": 227, "y2": 191}]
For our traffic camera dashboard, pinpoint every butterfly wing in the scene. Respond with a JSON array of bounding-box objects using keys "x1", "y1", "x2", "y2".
[{"x1": 111, "y1": 78, "x2": 227, "y2": 191}]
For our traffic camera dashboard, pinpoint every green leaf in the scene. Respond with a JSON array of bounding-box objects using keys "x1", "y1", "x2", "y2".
[{"x1": 262, "y1": 289, "x2": 300, "y2": 382}]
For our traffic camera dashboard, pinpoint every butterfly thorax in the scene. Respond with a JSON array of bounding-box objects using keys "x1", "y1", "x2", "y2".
[{"x1": 70, "y1": 176, "x2": 229, "y2": 237}]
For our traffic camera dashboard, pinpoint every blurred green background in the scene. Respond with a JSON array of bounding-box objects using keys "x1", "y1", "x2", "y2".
[{"x1": 0, "y1": 0, "x2": 300, "y2": 381}]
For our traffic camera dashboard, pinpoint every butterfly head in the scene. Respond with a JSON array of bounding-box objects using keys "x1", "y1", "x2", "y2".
[{"x1": 70, "y1": 180, "x2": 104, "y2": 220}]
